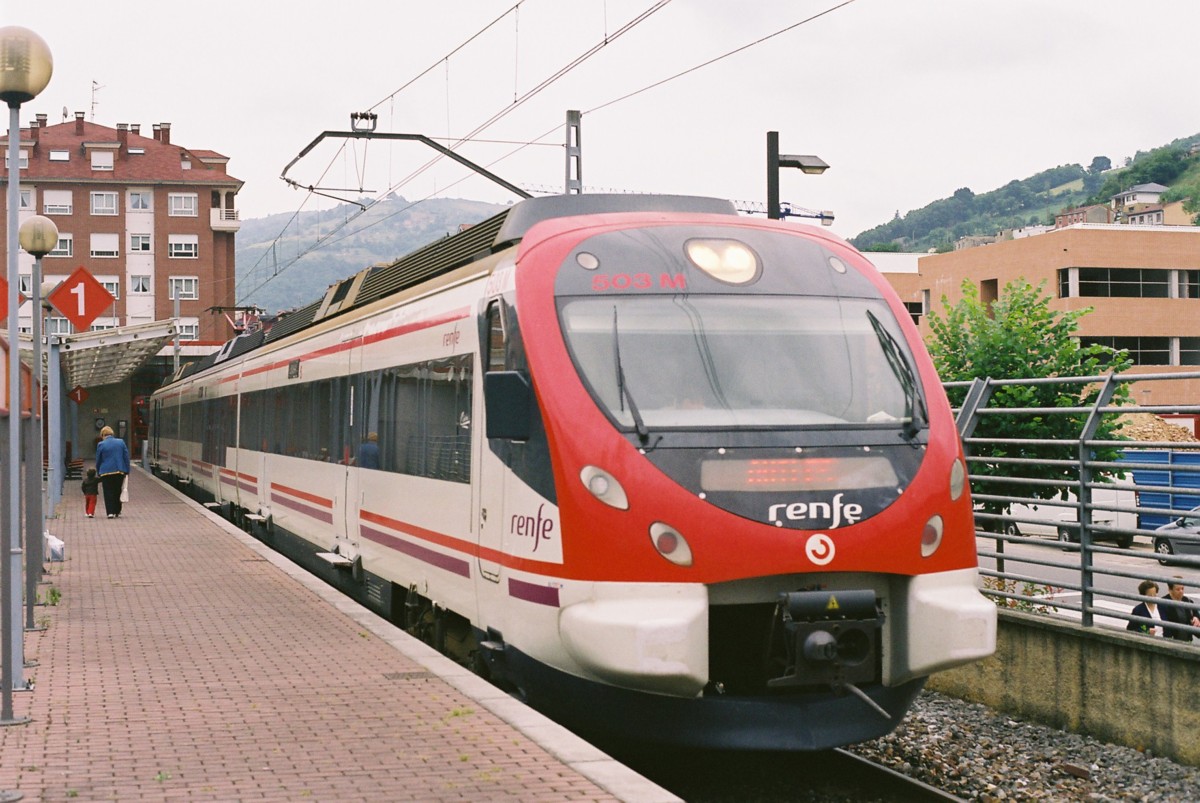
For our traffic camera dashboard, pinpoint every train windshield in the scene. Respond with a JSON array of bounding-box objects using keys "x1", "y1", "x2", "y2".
[{"x1": 559, "y1": 295, "x2": 924, "y2": 431}]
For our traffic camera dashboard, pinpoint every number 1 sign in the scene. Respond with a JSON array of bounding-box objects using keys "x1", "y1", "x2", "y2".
[{"x1": 46, "y1": 267, "x2": 115, "y2": 331}]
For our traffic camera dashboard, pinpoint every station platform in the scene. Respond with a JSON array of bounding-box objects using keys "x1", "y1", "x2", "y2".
[{"x1": 0, "y1": 466, "x2": 680, "y2": 802}]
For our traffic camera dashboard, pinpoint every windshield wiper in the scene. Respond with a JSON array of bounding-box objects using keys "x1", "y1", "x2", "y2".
[
  {"x1": 866, "y1": 311, "x2": 926, "y2": 443},
  {"x1": 613, "y1": 307, "x2": 651, "y2": 445}
]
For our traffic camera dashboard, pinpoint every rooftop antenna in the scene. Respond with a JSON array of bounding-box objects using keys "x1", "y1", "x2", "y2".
[
  {"x1": 61, "y1": 105, "x2": 68, "y2": 122},
  {"x1": 90, "y1": 80, "x2": 104, "y2": 121}
]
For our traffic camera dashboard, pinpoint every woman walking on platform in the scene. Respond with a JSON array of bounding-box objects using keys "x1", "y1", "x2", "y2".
[{"x1": 95, "y1": 426, "x2": 131, "y2": 519}]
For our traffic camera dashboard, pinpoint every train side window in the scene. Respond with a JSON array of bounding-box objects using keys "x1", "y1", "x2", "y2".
[{"x1": 486, "y1": 301, "x2": 506, "y2": 372}]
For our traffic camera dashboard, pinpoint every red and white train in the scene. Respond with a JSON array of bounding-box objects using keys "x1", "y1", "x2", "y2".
[{"x1": 150, "y1": 194, "x2": 995, "y2": 750}]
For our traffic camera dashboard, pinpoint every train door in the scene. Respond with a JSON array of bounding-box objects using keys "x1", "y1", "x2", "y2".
[
  {"x1": 336, "y1": 336, "x2": 363, "y2": 562},
  {"x1": 475, "y1": 301, "x2": 506, "y2": 582}
]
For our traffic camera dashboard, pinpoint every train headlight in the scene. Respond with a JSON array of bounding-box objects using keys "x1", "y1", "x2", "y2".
[
  {"x1": 580, "y1": 465, "x2": 628, "y2": 510},
  {"x1": 949, "y1": 458, "x2": 967, "y2": 501},
  {"x1": 685, "y1": 239, "x2": 760, "y2": 284},
  {"x1": 650, "y1": 522, "x2": 693, "y2": 567},
  {"x1": 921, "y1": 515, "x2": 944, "y2": 558}
]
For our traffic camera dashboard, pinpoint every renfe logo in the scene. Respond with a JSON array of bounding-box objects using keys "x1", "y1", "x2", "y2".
[
  {"x1": 768, "y1": 493, "x2": 863, "y2": 528},
  {"x1": 510, "y1": 504, "x2": 555, "y2": 553}
]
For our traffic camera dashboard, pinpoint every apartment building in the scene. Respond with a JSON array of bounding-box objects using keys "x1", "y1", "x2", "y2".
[
  {"x1": 2, "y1": 111, "x2": 241, "y2": 345},
  {"x1": 885, "y1": 224, "x2": 1200, "y2": 404},
  {"x1": 1, "y1": 111, "x2": 242, "y2": 458}
]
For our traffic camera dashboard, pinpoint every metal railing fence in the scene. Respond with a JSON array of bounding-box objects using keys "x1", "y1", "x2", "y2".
[{"x1": 949, "y1": 370, "x2": 1200, "y2": 643}]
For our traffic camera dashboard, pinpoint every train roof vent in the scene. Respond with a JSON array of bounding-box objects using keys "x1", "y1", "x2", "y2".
[
  {"x1": 314, "y1": 270, "x2": 370, "y2": 322},
  {"x1": 263, "y1": 299, "x2": 322, "y2": 344},
  {"x1": 212, "y1": 329, "x2": 266, "y2": 365},
  {"x1": 226, "y1": 329, "x2": 265, "y2": 359},
  {"x1": 493, "y1": 194, "x2": 737, "y2": 245},
  {"x1": 355, "y1": 208, "x2": 510, "y2": 307}
]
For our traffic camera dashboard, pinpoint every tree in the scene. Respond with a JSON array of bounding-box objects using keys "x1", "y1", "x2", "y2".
[
  {"x1": 927, "y1": 279, "x2": 1133, "y2": 521},
  {"x1": 1088, "y1": 156, "x2": 1112, "y2": 174}
]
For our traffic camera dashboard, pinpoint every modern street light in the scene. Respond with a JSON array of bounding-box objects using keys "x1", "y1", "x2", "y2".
[
  {"x1": 0, "y1": 25, "x2": 53, "y2": 734},
  {"x1": 19, "y1": 215, "x2": 56, "y2": 638},
  {"x1": 766, "y1": 130, "x2": 829, "y2": 221}
]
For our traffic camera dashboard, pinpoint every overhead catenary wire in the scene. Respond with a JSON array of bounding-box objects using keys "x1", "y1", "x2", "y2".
[
  {"x1": 239, "y1": 0, "x2": 854, "y2": 305},
  {"x1": 240, "y1": 1, "x2": 673, "y2": 303}
]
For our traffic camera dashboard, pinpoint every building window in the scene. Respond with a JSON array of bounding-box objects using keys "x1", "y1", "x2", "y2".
[
  {"x1": 1076, "y1": 267, "x2": 1170, "y2": 299},
  {"x1": 4, "y1": 150, "x2": 28, "y2": 169},
  {"x1": 128, "y1": 191, "x2": 152, "y2": 211},
  {"x1": 130, "y1": 275, "x2": 151, "y2": 294},
  {"x1": 1081, "y1": 336, "x2": 1171, "y2": 366},
  {"x1": 98, "y1": 278, "x2": 120, "y2": 300},
  {"x1": 168, "y1": 193, "x2": 198, "y2": 217},
  {"x1": 48, "y1": 150, "x2": 69, "y2": 162},
  {"x1": 46, "y1": 317, "x2": 72, "y2": 336},
  {"x1": 168, "y1": 234, "x2": 199, "y2": 259},
  {"x1": 18, "y1": 189, "x2": 31, "y2": 209},
  {"x1": 48, "y1": 234, "x2": 73, "y2": 258},
  {"x1": 90, "y1": 192, "x2": 118, "y2": 216},
  {"x1": 1181, "y1": 338, "x2": 1200, "y2": 366},
  {"x1": 90, "y1": 233, "x2": 119, "y2": 258},
  {"x1": 18, "y1": 276, "x2": 31, "y2": 295},
  {"x1": 168, "y1": 276, "x2": 199, "y2": 300},
  {"x1": 176, "y1": 320, "x2": 199, "y2": 340},
  {"x1": 43, "y1": 190, "x2": 72, "y2": 215},
  {"x1": 130, "y1": 233, "x2": 151, "y2": 252},
  {"x1": 1179, "y1": 270, "x2": 1200, "y2": 299},
  {"x1": 91, "y1": 151, "x2": 114, "y2": 171},
  {"x1": 902, "y1": 301, "x2": 922, "y2": 326}
]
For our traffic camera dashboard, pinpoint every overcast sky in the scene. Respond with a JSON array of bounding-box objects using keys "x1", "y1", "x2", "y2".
[{"x1": 8, "y1": 0, "x2": 1200, "y2": 241}]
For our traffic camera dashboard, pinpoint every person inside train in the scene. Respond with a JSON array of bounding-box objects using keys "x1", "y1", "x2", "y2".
[
  {"x1": 1127, "y1": 580, "x2": 1163, "y2": 637},
  {"x1": 1160, "y1": 578, "x2": 1200, "y2": 642},
  {"x1": 356, "y1": 432, "x2": 381, "y2": 470}
]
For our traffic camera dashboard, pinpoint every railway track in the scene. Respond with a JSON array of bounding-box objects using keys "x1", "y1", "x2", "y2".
[{"x1": 604, "y1": 741, "x2": 964, "y2": 802}]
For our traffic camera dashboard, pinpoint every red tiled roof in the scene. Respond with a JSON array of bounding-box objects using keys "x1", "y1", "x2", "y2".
[{"x1": 4, "y1": 119, "x2": 242, "y2": 188}]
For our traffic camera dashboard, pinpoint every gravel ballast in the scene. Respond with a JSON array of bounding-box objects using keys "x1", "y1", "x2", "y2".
[{"x1": 849, "y1": 690, "x2": 1200, "y2": 801}]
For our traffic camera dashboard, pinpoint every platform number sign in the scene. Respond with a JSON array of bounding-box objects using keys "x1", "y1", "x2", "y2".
[{"x1": 47, "y1": 267, "x2": 115, "y2": 331}]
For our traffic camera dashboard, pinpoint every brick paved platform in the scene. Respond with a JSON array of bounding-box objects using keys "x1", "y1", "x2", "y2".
[{"x1": 0, "y1": 467, "x2": 680, "y2": 802}]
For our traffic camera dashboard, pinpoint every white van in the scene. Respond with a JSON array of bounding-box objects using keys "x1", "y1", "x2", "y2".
[{"x1": 998, "y1": 480, "x2": 1139, "y2": 548}]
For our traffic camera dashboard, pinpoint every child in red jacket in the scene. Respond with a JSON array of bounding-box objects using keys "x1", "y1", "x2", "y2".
[{"x1": 81, "y1": 468, "x2": 100, "y2": 518}]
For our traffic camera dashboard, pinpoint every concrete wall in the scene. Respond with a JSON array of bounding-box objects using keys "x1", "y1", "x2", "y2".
[
  {"x1": 70, "y1": 383, "x2": 132, "y2": 460},
  {"x1": 928, "y1": 609, "x2": 1200, "y2": 766}
]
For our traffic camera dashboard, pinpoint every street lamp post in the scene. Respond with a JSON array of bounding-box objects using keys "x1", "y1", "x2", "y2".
[
  {"x1": 766, "y1": 130, "x2": 829, "y2": 220},
  {"x1": 0, "y1": 25, "x2": 53, "y2": 732},
  {"x1": 19, "y1": 215, "x2": 56, "y2": 636}
]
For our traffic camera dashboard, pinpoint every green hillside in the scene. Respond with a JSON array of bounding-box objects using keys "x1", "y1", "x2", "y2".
[
  {"x1": 850, "y1": 134, "x2": 1200, "y2": 253},
  {"x1": 235, "y1": 195, "x2": 506, "y2": 314}
]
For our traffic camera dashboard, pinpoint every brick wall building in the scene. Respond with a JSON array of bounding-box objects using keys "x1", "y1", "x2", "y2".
[
  {"x1": 886, "y1": 225, "x2": 1200, "y2": 404},
  {"x1": 1, "y1": 111, "x2": 241, "y2": 345}
]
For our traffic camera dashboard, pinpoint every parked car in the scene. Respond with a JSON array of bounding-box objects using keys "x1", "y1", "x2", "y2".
[{"x1": 1154, "y1": 506, "x2": 1200, "y2": 564}]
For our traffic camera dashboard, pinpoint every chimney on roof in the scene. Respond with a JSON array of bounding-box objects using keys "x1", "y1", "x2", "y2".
[
  {"x1": 130, "y1": 123, "x2": 140, "y2": 136},
  {"x1": 159, "y1": 122, "x2": 171, "y2": 145},
  {"x1": 29, "y1": 117, "x2": 39, "y2": 147},
  {"x1": 117, "y1": 123, "x2": 128, "y2": 150},
  {"x1": 74, "y1": 110, "x2": 85, "y2": 135},
  {"x1": 152, "y1": 123, "x2": 161, "y2": 142}
]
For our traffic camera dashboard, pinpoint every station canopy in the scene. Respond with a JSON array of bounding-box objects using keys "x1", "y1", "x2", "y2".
[{"x1": 21, "y1": 319, "x2": 179, "y2": 390}]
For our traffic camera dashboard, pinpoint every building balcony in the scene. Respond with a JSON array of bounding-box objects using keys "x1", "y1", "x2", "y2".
[{"x1": 211, "y1": 208, "x2": 241, "y2": 232}]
